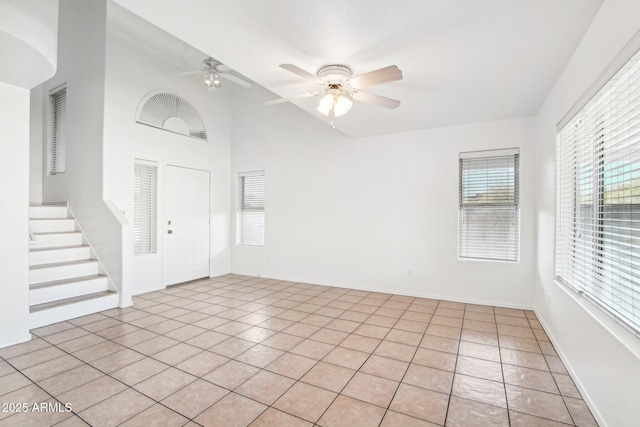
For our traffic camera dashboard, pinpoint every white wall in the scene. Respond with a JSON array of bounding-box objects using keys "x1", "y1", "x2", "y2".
[
  {"x1": 29, "y1": 87, "x2": 44, "y2": 203},
  {"x1": 0, "y1": 0, "x2": 58, "y2": 89},
  {"x1": 0, "y1": 0, "x2": 57, "y2": 348},
  {"x1": 534, "y1": 1, "x2": 640, "y2": 426},
  {"x1": 42, "y1": 0, "x2": 106, "y2": 207},
  {"x1": 231, "y1": 86, "x2": 537, "y2": 308},
  {"x1": 102, "y1": 2, "x2": 231, "y2": 295},
  {"x1": 0, "y1": 83, "x2": 31, "y2": 347},
  {"x1": 37, "y1": 0, "x2": 136, "y2": 303}
]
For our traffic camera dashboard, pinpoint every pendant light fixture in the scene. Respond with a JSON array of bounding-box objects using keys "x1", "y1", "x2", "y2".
[{"x1": 204, "y1": 70, "x2": 221, "y2": 88}]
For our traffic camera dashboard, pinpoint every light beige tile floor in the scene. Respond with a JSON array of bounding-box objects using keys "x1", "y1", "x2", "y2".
[{"x1": 0, "y1": 274, "x2": 598, "y2": 426}]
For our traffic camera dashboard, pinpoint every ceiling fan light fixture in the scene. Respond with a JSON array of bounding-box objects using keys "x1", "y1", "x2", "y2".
[
  {"x1": 268, "y1": 63, "x2": 402, "y2": 121},
  {"x1": 333, "y1": 94, "x2": 353, "y2": 117},
  {"x1": 317, "y1": 93, "x2": 335, "y2": 115},
  {"x1": 204, "y1": 71, "x2": 221, "y2": 88},
  {"x1": 317, "y1": 93, "x2": 352, "y2": 117}
]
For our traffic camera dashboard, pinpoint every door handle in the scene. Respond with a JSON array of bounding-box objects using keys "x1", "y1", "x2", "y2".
[{"x1": 167, "y1": 230, "x2": 173, "y2": 234}]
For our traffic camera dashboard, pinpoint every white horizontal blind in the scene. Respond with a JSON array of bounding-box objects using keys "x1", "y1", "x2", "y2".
[
  {"x1": 556, "y1": 48, "x2": 640, "y2": 336},
  {"x1": 49, "y1": 87, "x2": 67, "y2": 175},
  {"x1": 237, "y1": 171, "x2": 265, "y2": 246},
  {"x1": 133, "y1": 160, "x2": 158, "y2": 255},
  {"x1": 459, "y1": 150, "x2": 520, "y2": 261}
]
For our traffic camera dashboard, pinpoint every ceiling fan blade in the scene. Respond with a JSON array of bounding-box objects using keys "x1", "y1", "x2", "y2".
[
  {"x1": 280, "y1": 64, "x2": 324, "y2": 84},
  {"x1": 349, "y1": 65, "x2": 403, "y2": 89},
  {"x1": 352, "y1": 91, "x2": 401, "y2": 109},
  {"x1": 220, "y1": 72, "x2": 252, "y2": 88},
  {"x1": 180, "y1": 55, "x2": 204, "y2": 66},
  {"x1": 175, "y1": 70, "x2": 204, "y2": 77},
  {"x1": 217, "y1": 64, "x2": 232, "y2": 72},
  {"x1": 266, "y1": 91, "x2": 322, "y2": 105}
]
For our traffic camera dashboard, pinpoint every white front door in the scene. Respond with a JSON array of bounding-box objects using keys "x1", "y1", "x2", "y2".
[{"x1": 164, "y1": 165, "x2": 210, "y2": 286}]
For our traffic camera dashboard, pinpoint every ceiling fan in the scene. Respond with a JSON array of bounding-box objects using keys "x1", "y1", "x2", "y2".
[
  {"x1": 267, "y1": 64, "x2": 403, "y2": 121},
  {"x1": 177, "y1": 57, "x2": 252, "y2": 89}
]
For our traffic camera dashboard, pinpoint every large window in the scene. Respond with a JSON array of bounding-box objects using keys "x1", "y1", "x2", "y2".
[
  {"x1": 133, "y1": 160, "x2": 158, "y2": 255},
  {"x1": 237, "y1": 171, "x2": 265, "y2": 246},
  {"x1": 49, "y1": 86, "x2": 67, "y2": 175},
  {"x1": 556, "y1": 48, "x2": 640, "y2": 336},
  {"x1": 459, "y1": 149, "x2": 520, "y2": 262}
]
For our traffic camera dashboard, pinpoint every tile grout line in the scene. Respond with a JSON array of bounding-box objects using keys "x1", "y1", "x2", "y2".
[
  {"x1": 375, "y1": 296, "x2": 437, "y2": 426},
  {"x1": 531, "y1": 311, "x2": 578, "y2": 427},
  {"x1": 3, "y1": 275, "x2": 595, "y2": 427},
  {"x1": 278, "y1": 290, "x2": 391, "y2": 425},
  {"x1": 30, "y1": 331, "x2": 197, "y2": 427},
  {"x1": 495, "y1": 305, "x2": 511, "y2": 427},
  {"x1": 441, "y1": 300, "x2": 466, "y2": 427}
]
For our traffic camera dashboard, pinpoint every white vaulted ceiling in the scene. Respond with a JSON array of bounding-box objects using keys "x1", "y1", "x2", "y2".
[{"x1": 113, "y1": 0, "x2": 603, "y2": 138}]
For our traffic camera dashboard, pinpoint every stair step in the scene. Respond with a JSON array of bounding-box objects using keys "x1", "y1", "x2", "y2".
[
  {"x1": 30, "y1": 274, "x2": 105, "y2": 289},
  {"x1": 30, "y1": 275, "x2": 109, "y2": 305},
  {"x1": 29, "y1": 205, "x2": 69, "y2": 219},
  {"x1": 32, "y1": 232, "x2": 83, "y2": 248},
  {"x1": 29, "y1": 245, "x2": 91, "y2": 266},
  {"x1": 30, "y1": 291, "x2": 119, "y2": 329},
  {"x1": 29, "y1": 259, "x2": 99, "y2": 285},
  {"x1": 29, "y1": 218, "x2": 76, "y2": 233},
  {"x1": 30, "y1": 244, "x2": 87, "y2": 252}
]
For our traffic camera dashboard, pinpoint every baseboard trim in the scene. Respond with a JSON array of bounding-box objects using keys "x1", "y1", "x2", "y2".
[
  {"x1": 228, "y1": 270, "x2": 533, "y2": 310},
  {"x1": 0, "y1": 333, "x2": 32, "y2": 350},
  {"x1": 535, "y1": 311, "x2": 607, "y2": 427}
]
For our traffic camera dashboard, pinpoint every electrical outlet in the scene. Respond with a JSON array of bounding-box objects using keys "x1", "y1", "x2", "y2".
[{"x1": 408, "y1": 269, "x2": 413, "y2": 277}]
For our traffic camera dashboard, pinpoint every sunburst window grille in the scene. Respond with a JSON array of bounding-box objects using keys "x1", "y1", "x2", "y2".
[{"x1": 136, "y1": 91, "x2": 207, "y2": 141}]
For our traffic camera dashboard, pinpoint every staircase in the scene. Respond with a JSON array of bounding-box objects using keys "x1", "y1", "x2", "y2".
[{"x1": 29, "y1": 204, "x2": 119, "y2": 329}]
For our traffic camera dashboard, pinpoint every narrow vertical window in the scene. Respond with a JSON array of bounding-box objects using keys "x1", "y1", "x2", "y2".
[
  {"x1": 237, "y1": 171, "x2": 265, "y2": 246},
  {"x1": 49, "y1": 86, "x2": 67, "y2": 175},
  {"x1": 134, "y1": 160, "x2": 158, "y2": 255},
  {"x1": 459, "y1": 149, "x2": 520, "y2": 261}
]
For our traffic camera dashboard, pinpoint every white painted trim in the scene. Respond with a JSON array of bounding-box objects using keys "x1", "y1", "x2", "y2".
[
  {"x1": 551, "y1": 278, "x2": 640, "y2": 361},
  {"x1": 0, "y1": 334, "x2": 32, "y2": 350},
  {"x1": 536, "y1": 311, "x2": 607, "y2": 427},
  {"x1": 104, "y1": 199, "x2": 133, "y2": 308},
  {"x1": 459, "y1": 147, "x2": 520, "y2": 159},
  {"x1": 557, "y1": 28, "x2": 640, "y2": 131}
]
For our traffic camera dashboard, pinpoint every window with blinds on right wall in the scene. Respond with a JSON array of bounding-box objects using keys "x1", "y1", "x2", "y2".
[
  {"x1": 556, "y1": 45, "x2": 640, "y2": 336},
  {"x1": 458, "y1": 148, "x2": 520, "y2": 262},
  {"x1": 237, "y1": 171, "x2": 265, "y2": 246}
]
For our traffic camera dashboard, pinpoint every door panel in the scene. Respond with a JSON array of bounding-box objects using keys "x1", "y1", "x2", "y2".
[{"x1": 164, "y1": 165, "x2": 210, "y2": 286}]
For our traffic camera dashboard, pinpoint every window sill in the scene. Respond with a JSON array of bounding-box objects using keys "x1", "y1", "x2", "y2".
[
  {"x1": 457, "y1": 256, "x2": 519, "y2": 264},
  {"x1": 552, "y1": 277, "x2": 640, "y2": 360}
]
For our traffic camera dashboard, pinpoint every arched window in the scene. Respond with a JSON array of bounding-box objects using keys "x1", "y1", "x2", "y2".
[{"x1": 136, "y1": 90, "x2": 207, "y2": 141}]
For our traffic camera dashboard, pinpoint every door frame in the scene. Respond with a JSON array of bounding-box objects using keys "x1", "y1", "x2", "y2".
[{"x1": 163, "y1": 164, "x2": 211, "y2": 286}]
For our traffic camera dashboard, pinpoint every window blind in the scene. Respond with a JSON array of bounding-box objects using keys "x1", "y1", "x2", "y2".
[
  {"x1": 459, "y1": 150, "x2": 520, "y2": 261},
  {"x1": 237, "y1": 171, "x2": 265, "y2": 246},
  {"x1": 134, "y1": 160, "x2": 158, "y2": 255},
  {"x1": 556, "y1": 48, "x2": 640, "y2": 336},
  {"x1": 49, "y1": 87, "x2": 67, "y2": 175}
]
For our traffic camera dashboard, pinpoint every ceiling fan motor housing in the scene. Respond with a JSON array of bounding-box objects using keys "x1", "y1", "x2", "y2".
[
  {"x1": 317, "y1": 64, "x2": 352, "y2": 83},
  {"x1": 203, "y1": 58, "x2": 221, "y2": 71}
]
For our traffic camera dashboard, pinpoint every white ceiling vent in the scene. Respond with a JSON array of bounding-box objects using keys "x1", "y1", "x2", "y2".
[{"x1": 136, "y1": 90, "x2": 207, "y2": 141}]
